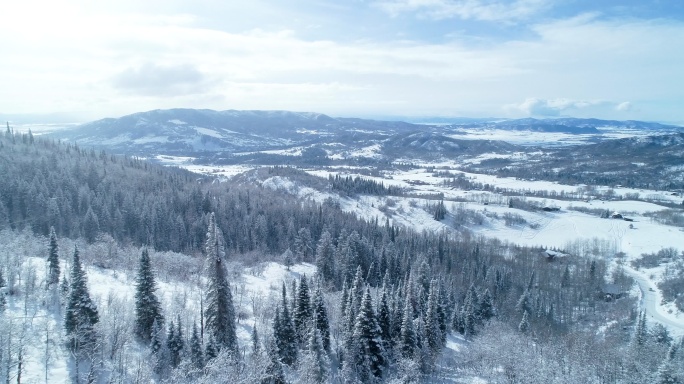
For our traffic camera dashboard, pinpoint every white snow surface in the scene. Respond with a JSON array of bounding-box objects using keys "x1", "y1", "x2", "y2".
[
  {"x1": 194, "y1": 127, "x2": 224, "y2": 138},
  {"x1": 3, "y1": 250, "x2": 315, "y2": 384},
  {"x1": 171, "y1": 159, "x2": 684, "y2": 334}
]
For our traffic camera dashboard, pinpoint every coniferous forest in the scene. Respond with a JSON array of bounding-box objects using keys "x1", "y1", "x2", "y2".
[{"x1": 1, "y1": 130, "x2": 683, "y2": 383}]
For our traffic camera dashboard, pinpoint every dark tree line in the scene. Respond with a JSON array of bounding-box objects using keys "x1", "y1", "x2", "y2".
[
  {"x1": 0, "y1": 131, "x2": 382, "y2": 256},
  {"x1": 328, "y1": 174, "x2": 404, "y2": 197}
]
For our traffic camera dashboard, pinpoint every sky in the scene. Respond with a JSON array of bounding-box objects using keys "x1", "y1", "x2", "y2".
[{"x1": 1, "y1": 0, "x2": 683, "y2": 123}]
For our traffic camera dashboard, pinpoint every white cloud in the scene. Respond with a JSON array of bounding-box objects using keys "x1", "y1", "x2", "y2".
[
  {"x1": 112, "y1": 63, "x2": 209, "y2": 96},
  {"x1": 616, "y1": 101, "x2": 633, "y2": 112},
  {"x1": 505, "y1": 98, "x2": 627, "y2": 117},
  {"x1": 373, "y1": 0, "x2": 549, "y2": 22},
  {"x1": 0, "y1": 1, "x2": 682, "y2": 121}
]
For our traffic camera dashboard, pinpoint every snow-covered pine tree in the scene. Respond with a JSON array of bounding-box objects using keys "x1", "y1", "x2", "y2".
[
  {"x1": 340, "y1": 279, "x2": 349, "y2": 315},
  {"x1": 342, "y1": 286, "x2": 356, "y2": 351},
  {"x1": 461, "y1": 296, "x2": 476, "y2": 338},
  {"x1": 299, "y1": 326, "x2": 329, "y2": 384},
  {"x1": 275, "y1": 283, "x2": 298, "y2": 365},
  {"x1": 0, "y1": 269, "x2": 6, "y2": 312},
  {"x1": 377, "y1": 287, "x2": 393, "y2": 349},
  {"x1": 204, "y1": 213, "x2": 238, "y2": 356},
  {"x1": 424, "y1": 280, "x2": 442, "y2": 353},
  {"x1": 400, "y1": 293, "x2": 416, "y2": 359},
  {"x1": 632, "y1": 311, "x2": 648, "y2": 349},
  {"x1": 433, "y1": 199, "x2": 447, "y2": 221},
  {"x1": 167, "y1": 320, "x2": 178, "y2": 368},
  {"x1": 478, "y1": 288, "x2": 495, "y2": 322},
  {"x1": 263, "y1": 337, "x2": 287, "y2": 384},
  {"x1": 64, "y1": 246, "x2": 99, "y2": 353},
  {"x1": 350, "y1": 266, "x2": 365, "y2": 315},
  {"x1": 294, "y1": 275, "x2": 312, "y2": 345},
  {"x1": 516, "y1": 288, "x2": 531, "y2": 314},
  {"x1": 312, "y1": 284, "x2": 331, "y2": 351},
  {"x1": 47, "y1": 226, "x2": 60, "y2": 288},
  {"x1": 168, "y1": 315, "x2": 184, "y2": 368},
  {"x1": 252, "y1": 323, "x2": 261, "y2": 356},
  {"x1": 134, "y1": 248, "x2": 164, "y2": 342},
  {"x1": 151, "y1": 318, "x2": 163, "y2": 355},
  {"x1": 315, "y1": 231, "x2": 335, "y2": 283},
  {"x1": 153, "y1": 323, "x2": 171, "y2": 378},
  {"x1": 654, "y1": 352, "x2": 680, "y2": 384},
  {"x1": 519, "y1": 310, "x2": 530, "y2": 334},
  {"x1": 190, "y1": 322, "x2": 204, "y2": 370},
  {"x1": 204, "y1": 336, "x2": 218, "y2": 362},
  {"x1": 349, "y1": 287, "x2": 386, "y2": 381}
]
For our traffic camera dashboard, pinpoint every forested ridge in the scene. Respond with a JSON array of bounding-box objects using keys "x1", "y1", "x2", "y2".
[{"x1": 1, "y1": 129, "x2": 682, "y2": 383}]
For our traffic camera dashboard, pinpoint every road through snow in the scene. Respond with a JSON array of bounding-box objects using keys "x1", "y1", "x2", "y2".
[{"x1": 626, "y1": 267, "x2": 684, "y2": 335}]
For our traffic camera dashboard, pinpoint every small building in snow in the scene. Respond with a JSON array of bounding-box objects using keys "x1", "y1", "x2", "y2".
[
  {"x1": 600, "y1": 284, "x2": 626, "y2": 301},
  {"x1": 541, "y1": 249, "x2": 568, "y2": 261}
]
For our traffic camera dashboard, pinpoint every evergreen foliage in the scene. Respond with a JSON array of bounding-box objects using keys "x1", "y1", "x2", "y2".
[
  {"x1": 424, "y1": 280, "x2": 443, "y2": 353},
  {"x1": 263, "y1": 337, "x2": 288, "y2": 384},
  {"x1": 190, "y1": 322, "x2": 205, "y2": 370},
  {"x1": 204, "y1": 213, "x2": 238, "y2": 355},
  {"x1": 0, "y1": 269, "x2": 5, "y2": 313},
  {"x1": 377, "y1": 288, "x2": 393, "y2": 349},
  {"x1": 518, "y1": 310, "x2": 530, "y2": 334},
  {"x1": 312, "y1": 284, "x2": 331, "y2": 351},
  {"x1": 47, "y1": 226, "x2": 60, "y2": 287},
  {"x1": 315, "y1": 231, "x2": 336, "y2": 283},
  {"x1": 274, "y1": 284, "x2": 298, "y2": 365},
  {"x1": 134, "y1": 248, "x2": 164, "y2": 342},
  {"x1": 64, "y1": 246, "x2": 99, "y2": 352},
  {"x1": 299, "y1": 327, "x2": 329, "y2": 384},
  {"x1": 168, "y1": 315, "x2": 185, "y2": 368},
  {"x1": 349, "y1": 287, "x2": 386, "y2": 382},
  {"x1": 400, "y1": 293, "x2": 416, "y2": 359},
  {"x1": 433, "y1": 200, "x2": 447, "y2": 221},
  {"x1": 329, "y1": 174, "x2": 403, "y2": 196},
  {"x1": 252, "y1": 323, "x2": 261, "y2": 356},
  {"x1": 294, "y1": 275, "x2": 312, "y2": 344}
]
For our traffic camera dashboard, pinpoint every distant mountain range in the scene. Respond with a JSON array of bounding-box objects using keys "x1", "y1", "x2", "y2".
[{"x1": 48, "y1": 109, "x2": 684, "y2": 162}]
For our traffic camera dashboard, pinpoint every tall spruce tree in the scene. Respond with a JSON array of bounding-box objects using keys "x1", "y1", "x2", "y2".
[
  {"x1": 0, "y1": 269, "x2": 6, "y2": 313},
  {"x1": 263, "y1": 337, "x2": 287, "y2": 384},
  {"x1": 377, "y1": 288, "x2": 393, "y2": 349},
  {"x1": 519, "y1": 310, "x2": 530, "y2": 334},
  {"x1": 315, "y1": 231, "x2": 335, "y2": 283},
  {"x1": 47, "y1": 226, "x2": 60, "y2": 287},
  {"x1": 294, "y1": 275, "x2": 312, "y2": 344},
  {"x1": 134, "y1": 249, "x2": 164, "y2": 342},
  {"x1": 312, "y1": 284, "x2": 331, "y2": 351},
  {"x1": 251, "y1": 323, "x2": 261, "y2": 356},
  {"x1": 204, "y1": 213, "x2": 238, "y2": 355},
  {"x1": 167, "y1": 315, "x2": 184, "y2": 368},
  {"x1": 275, "y1": 283, "x2": 298, "y2": 365},
  {"x1": 400, "y1": 293, "x2": 416, "y2": 359},
  {"x1": 64, "y1": 246, "x2": 99, "y2": 352},
  {"x1": 478, "y1": 288, "x2": 495, "y2": 321},
  {"x1": 300, "y1": 327, "x2": 329, "y2": 384},
  {"x1": 350, "y1": 287, "x2": 386, "y2": 381},
  {"x1": 190, "y1": 322, "x2": 204, "y2": 370},
  {"x1": 424, "y1": 280, "x2": 442, "y2": 353}
]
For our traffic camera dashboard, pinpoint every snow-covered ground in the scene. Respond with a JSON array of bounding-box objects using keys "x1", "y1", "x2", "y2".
[
  {"x1": 2, "y1": 247, "x2": 314, "y2": 383},
  {"x1": 449, "y1": 126, "x2": 679, "y2": 146},
  {"x1": 164, "y1": 152, "x2": 684, "y2": 335},
  {"x1": 263, "y1": 166, "x2": 684, "y2": 335}
]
